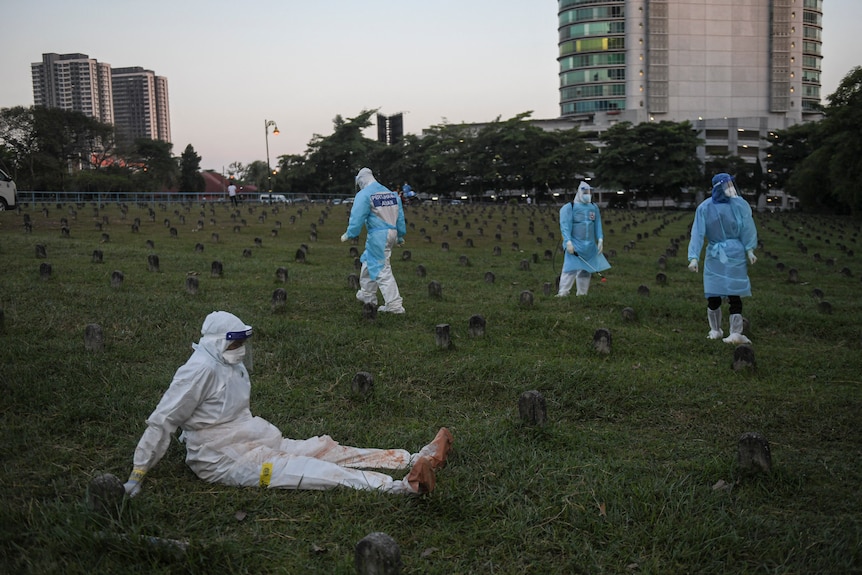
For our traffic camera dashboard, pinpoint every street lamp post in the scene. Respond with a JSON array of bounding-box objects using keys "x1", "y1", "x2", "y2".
[{"x1": 264, "y1": 119, "x2": 280, "y2": 193}]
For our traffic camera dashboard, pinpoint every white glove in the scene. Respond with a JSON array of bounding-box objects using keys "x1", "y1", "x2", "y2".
[
  {"x1": 340, "y1": 233, "x2": 349, "y2": 243},
  {"x1": 397, "y1": 237, "x2": 405, "y2": 246},
  {"x1": 566, "y1": 241, "x2": 575, "y2": 255},
  {"x1": 596, "y1": 238, "x2": 603, "y2": 255},
  {"x1": 688, "y1": 259, "x2": 698, "y2": 273},
  {"x1": 747, "y1": 250, "x2": 757, "y2": 265},
  {"x1": 124, "y1": 469, "x2": 145, "y2": 498}
]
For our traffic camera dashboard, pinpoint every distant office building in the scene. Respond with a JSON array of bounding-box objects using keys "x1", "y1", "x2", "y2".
[
  {"x1": 557, "y1": 0, "x2": 825, "y2": 164},
  {"x1": 111, "y1": 67, "x2": 171, "y2": 143},
  {"x1": 31, "y1": 53, "x2": 114, "y2": 125},
  {"x1": 377, "y1": 113, "x2": 404, "y2": 145},
  {"x1": 31, "y1": 52, "x2": 171, "y2": 144}
]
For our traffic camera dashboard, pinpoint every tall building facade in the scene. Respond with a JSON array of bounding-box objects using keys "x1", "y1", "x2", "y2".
[
  {"x1": 111, "y1": 67, "x2": 171, "y2": 143},
  {"x1": 558, "y1": 0, "x2": 824, "y2": 164},
  {"x1": 31, "y1": 53, "x2": 171, "y2": 144},
  {"x1": 31, "y1": 53, "x2": 114, "y2": 125}
]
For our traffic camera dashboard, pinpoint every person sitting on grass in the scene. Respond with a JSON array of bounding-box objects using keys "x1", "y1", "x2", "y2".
[{"x1": 123, "y1": 311, "x2": 452, "y2": 497}]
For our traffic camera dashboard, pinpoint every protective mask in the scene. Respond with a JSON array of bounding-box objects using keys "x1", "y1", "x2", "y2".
[
  {"x1": 723, "y1": 181, "x2": 738, "y2": 198},
  {"x1": 222, "y1": 346, "x2": 246, "y2": 365},
  {"x1": 581, "y1": 194, "x2": 592, "y2": 203}
]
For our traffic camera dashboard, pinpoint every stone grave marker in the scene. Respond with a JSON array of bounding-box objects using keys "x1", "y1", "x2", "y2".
[
  {"x1": 147, "y1": 254, "x2": 160, "y2": 272},
  {"x1": 39, "y1": 262, "x2": 52, "y2": 280},
  {"x1": 92, "y1": 250, "x2": 103, "y2": 263},
  {"x1": 271, "y1": 288, "x2": 287, "y2": 311},
  {"x1": 435, "y1": 324, "x2": 452, "y2": 349},
  {"x1": 355, "y1": 532, "x2": 401, "y2": 575},
  {"x1": 737, "y1": 431, "x2": 771, "y2": 473},
  {"x1": 593, "y1": 328, "x2": 611, "y2": 354},
  {"x1": 415, "y1": 265, "x2": 426, "y2": 278},
  {"x1": 211, "y1": 261, "x2": 224, "y2": 278},
  {"x1": 36, "y1": 244, "x2": 47, "y2": 258},
  {"x1": 401, "y1": 250, "x2": 411, "y2": 261},
  {"x1": 295, "y1": 249, "x2": 306, "y2": 263},
  {"x1": 276, "y1": 267, "x2": 288, "y2": 283},
  {"x1": 363, "y1": 303, "x2": 378, "y2": 321},
  {"x1": 518, "y1": 390, "x2": 547, "y2": 427},
  {"x1": 348, "y1": 274, "x2": 360, "y2": 290},
  {"x1": 637, "y1": 284, "x2": 650, "y2": 297},
  {"x1": 111, "y1": 270, "x2": 124, "y2": 288},
  {"x1": 351, "y1": 372, "x2": 374, "y2": 397},
  {"x1": 428, "y1": 281, "x2": 443, "y2": 299},
  {"x1": 468, "y1": 314, "x2": 486, "y2": 337},
  {"x1": 185, "y1": 275, "x2": 199, "y2": 295},
  {"x1": 84, "y1": 323, "x2": 104, "y2": 351},
  {"x1": 242, "y1": 248, "x2": 253, "y2": 258},
  {"x1": 87, "y1": 473, "x2": 125, "y2": 518},
  {"x1": 519, "y1": 290, "x2": 534, "y2": 306},
  {"x1": 484, "y1": 271, "x2": 495, "y2": 284},
  {"x1": 732, "y1": 344, "x2": 756, "y2": 371}
]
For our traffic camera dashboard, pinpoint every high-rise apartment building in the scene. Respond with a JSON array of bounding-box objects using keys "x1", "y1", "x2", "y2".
[
  {"x1": 557, "y1": 0, "x2": 824, "y2": 164},
  {"x1": 31, "y1": 53, "x2": 171, "y2": 144},
  {"x1": 32, "y1": 53, "x2": 114, "y2": 125},
  {"x1": 111, "y1": 67, "x2": 171, "y2": 143}
]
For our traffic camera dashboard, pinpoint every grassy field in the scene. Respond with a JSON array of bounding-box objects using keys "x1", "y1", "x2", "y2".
[{"x1": 1, "y1": 199, "x2": 860, "y2": 574}]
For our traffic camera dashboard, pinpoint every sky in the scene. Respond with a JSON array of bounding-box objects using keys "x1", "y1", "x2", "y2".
[{"x1": 2, "y1": 0, "x2": 860, "y2": 174}]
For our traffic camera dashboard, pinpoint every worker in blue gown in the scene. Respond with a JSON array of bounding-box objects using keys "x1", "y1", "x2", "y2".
[
  {"x1": 341, "y1": 168, "x2": 407, "y2": 313},
  {"x1": 556, "y1": 181, "x2": 611, "y2": 297},
  {"x1": 687, "y1": 173, "x2": 759, "y2": 344}
]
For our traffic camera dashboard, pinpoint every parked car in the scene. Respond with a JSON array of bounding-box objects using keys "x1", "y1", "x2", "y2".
[
  {"x1": 0, "y1": 168, "x2": 17, "y2": 210},
  {"x1": 258, "y1": 193, "x2": 289, "y2": 204}
]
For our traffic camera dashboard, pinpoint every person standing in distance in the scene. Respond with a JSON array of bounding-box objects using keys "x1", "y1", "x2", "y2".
[
  {"x1": 556, "y1": 181, "x2": 611, "y2": 297},
  {"x1": 341, "y1": 168, "x2": 407, "y2": 313},
  {"x1": 228, "y1": 181, "x2": 238, "y2": 207},
  {"x1": 687, "y1": 173, "x2": 758, "y2": 344}
]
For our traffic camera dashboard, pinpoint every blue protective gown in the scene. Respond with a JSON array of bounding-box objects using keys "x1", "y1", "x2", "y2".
[
  {"x1": 687, "y1": 193, "x2": 758, "y2": 297},
  {"x1": 559, "y1": 201, "x2": 611, "y2": 274},
  {"x1": 346, "y1": 182, "x2": 406, "y2": 280}
]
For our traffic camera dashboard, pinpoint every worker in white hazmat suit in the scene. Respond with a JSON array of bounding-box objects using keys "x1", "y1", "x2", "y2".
[
  {"x1": 341, "y1": 168, "x2": 407, "y2": 313},
  {"x1": 556, "y1": 181, "x2": 611, "y2": 297},
  {"x1": 123, "y1": 311, "x2": 452, "y2": 497},
  {"x1": 687, "y1": 173, "x2": 758, "y2": 344}
]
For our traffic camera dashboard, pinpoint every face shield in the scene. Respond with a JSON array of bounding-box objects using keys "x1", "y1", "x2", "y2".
[
  {"x1": 224, "y1": 327, "x2": 254, "y2": 371},
  {"x1": 711, "y1": 173, "x2": 736, "y2": 202},
  {"x1": 576, "y1": 182, "x2": 593, "y2": 204}
]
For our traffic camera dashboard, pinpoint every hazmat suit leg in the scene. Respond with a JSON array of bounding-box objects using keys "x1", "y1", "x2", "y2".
[
  {"x1": 722, "y1": 314, "x2": 751, "y2": 345},
  {"x1": 264, "y1": 452, "x2": 415, "y2": 493},
  {"x1": 575, "y1": 270, "x2": 591, "y2": 296},
  {"x1": 377, "y1": 232, "x2": 404, "y2": 313},
  {"x1": 556, "y1": 272, "x2": 576, "y2": 297},
  {"x1": 277, "y1": 435, "x2": 412, "y2": 470},
  {"x1": 707, "y1": 307, "x2": 724, "y2": 339},
  {"x1": 356, "y1": 262, "x2": 379, "y2": 305}
]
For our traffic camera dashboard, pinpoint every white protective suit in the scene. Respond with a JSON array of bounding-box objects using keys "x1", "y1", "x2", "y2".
[
  {"x1": 125, "y1": 311, "x2": 450, "y2": 496},
  {"x1": 557, "y1": 181, "x2": 611, "y2": 296},
  {"x1": 342, "y1": 168, "x2": 407, "y2": 313}
]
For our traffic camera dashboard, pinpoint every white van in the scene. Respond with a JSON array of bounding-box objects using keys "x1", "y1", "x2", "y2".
[
  {"x1": 0, "y1": 168, "x2": 17, "y2": 211},
  {"x1": 258, "y1": 193, "x2": 289, "y2": 204}
]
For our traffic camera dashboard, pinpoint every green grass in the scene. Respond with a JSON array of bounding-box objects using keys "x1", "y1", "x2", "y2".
[{"x1": 1, "y1": 201, "x2": 860, "y2": 574}]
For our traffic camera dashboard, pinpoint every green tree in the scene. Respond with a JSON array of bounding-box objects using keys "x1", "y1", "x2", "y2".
[
  {"x1": 130, "y1": 138, "x2": 177, "y2": 192},
  {"x1": 179, "y1": 144, "x2": 205, "y2": 193},
  {"x1": 796, "y1": 66, "x2": 862, "y2": 215},
  {"x1": 594, "y1": 120, "x2": 702, "y2": 207}
]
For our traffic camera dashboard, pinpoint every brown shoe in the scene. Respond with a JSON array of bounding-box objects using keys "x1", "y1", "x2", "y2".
[
  {"x1": 418, "y1": 427, "x2": 453, "y2": 471},
  {"x1": 405, "y1": 456, "x2": 435, "y2": 494}
]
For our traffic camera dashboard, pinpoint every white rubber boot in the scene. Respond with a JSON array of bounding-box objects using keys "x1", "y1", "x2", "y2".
[
  {"x1": 723, "y1": 314, "x2": 751, "y2": 344},
  {"x1": 707, "y1": 308, "x2": 723, "y2": 340}
]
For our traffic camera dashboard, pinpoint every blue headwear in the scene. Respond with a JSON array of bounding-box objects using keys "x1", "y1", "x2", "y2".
[{"x1": 711, "y1": 173, "x2": 734, "y2": 203}]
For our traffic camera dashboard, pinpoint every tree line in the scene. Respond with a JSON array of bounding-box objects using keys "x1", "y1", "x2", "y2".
[{"x1": 2, "y1": 67, "x2": 860, "y2": 214}]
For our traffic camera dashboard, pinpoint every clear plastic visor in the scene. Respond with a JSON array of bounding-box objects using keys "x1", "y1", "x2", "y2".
[{"x1": 722, "y1": 180, "x2": 738, "y2": 198}]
